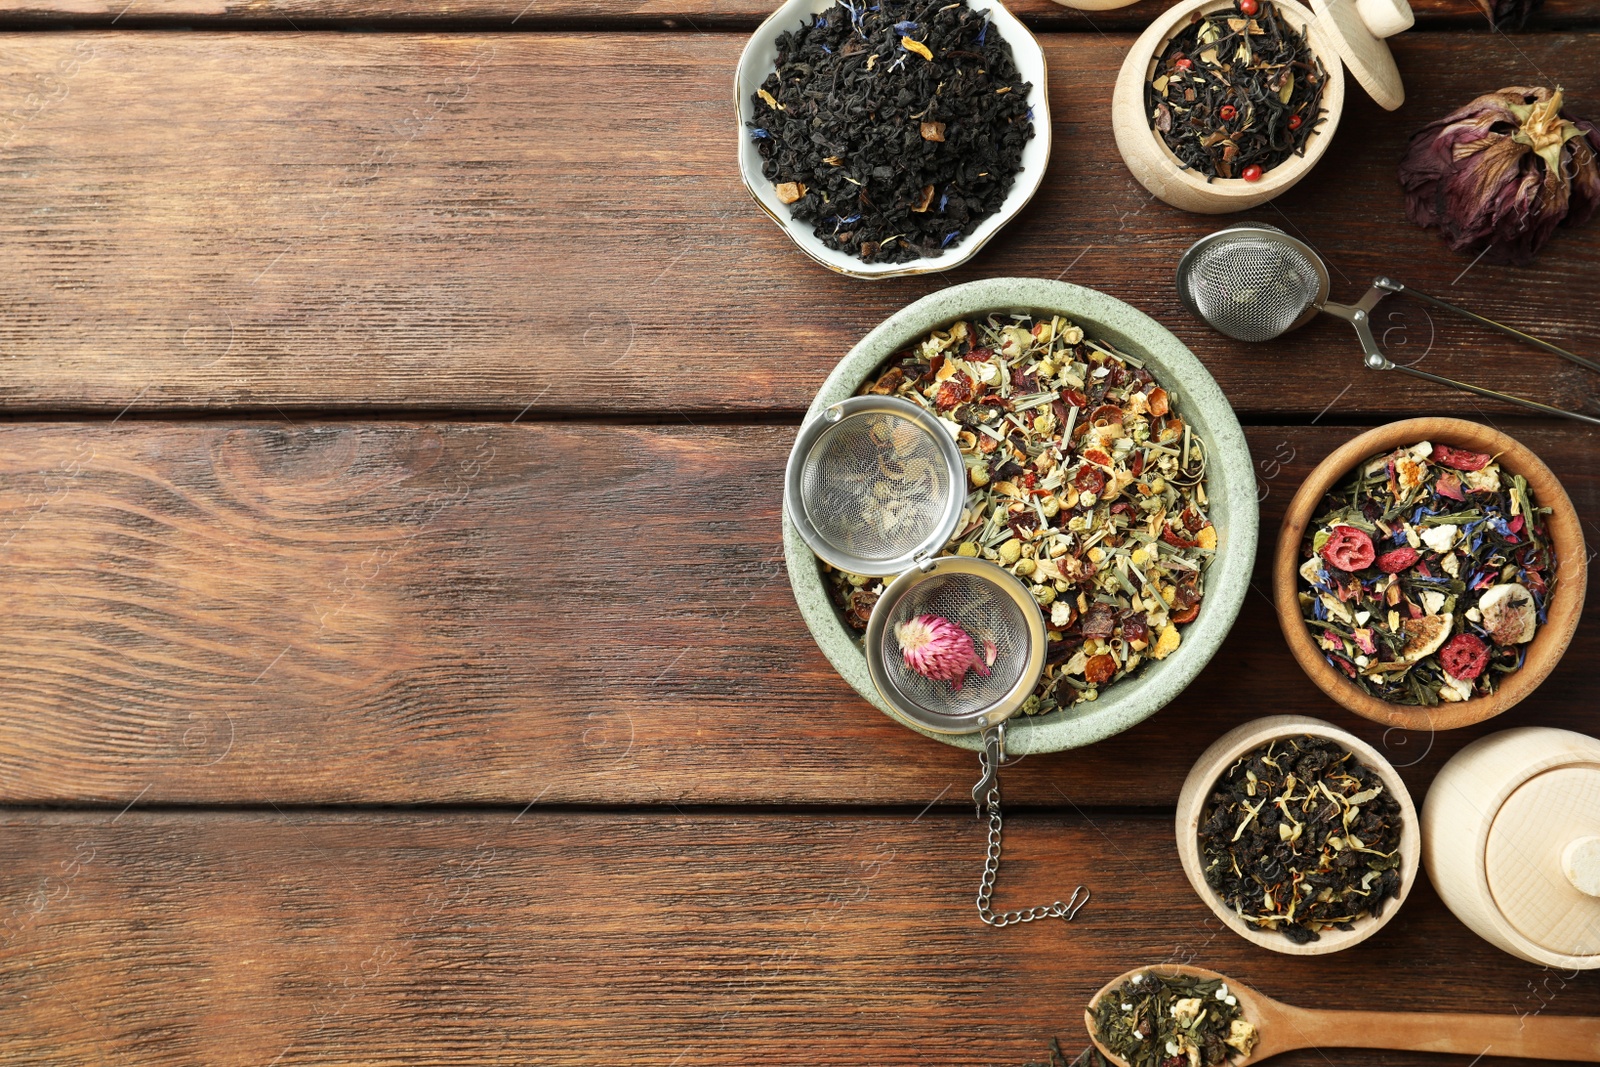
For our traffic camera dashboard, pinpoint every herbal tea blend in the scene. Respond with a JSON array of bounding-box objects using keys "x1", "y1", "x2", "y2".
[
  {"x1": 749, "y1": 0, "x2": 1033, "y2": 263},
  {"x1": 1146, "y1": 0, "x2": 1327, "y2": 181},
  {"x1": 824, "y1": 315, "x2": 1215, "y2": 713},
  {"x1": 1090, "y1": 970, "x2": 1257, "y2": 1067},
  {"x1": 1199, "y1": 736, "x2": 1404, "y2": 944},
  {"x1": 1297, "y1": 441, "x2": 1555, "y2": 705}
]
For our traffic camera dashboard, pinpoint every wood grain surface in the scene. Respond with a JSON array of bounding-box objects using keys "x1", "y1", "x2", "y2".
[
  {"x1": 2, "y1": 0, "x2": 1593, "y2": 27},
  {"x1": 1, "y1": 31, "x2": 1597, "y2": 418},
  {"x1": 1, "y1": 809, "x2": 1595, "y2": 1067},
  {"x1": 0, "y1": 418, "x2": 1592, "y2": 807}
]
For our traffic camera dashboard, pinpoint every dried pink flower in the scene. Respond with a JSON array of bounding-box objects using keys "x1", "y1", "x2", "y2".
[
  {"x1": 1398, "y1": 86, "x2": 1600, "y2": 265},
  {"x1": 894, "y1": 614, "x2": 992, "y2": 690}
]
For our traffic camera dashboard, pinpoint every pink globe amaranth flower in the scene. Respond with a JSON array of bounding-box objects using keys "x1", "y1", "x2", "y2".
[
  {"x1": 894, "y1": 614, "x2": 993, "y2": 691},
  {"x1": 1399, "y1": 86, "x2": 1600, "y2": 266}
]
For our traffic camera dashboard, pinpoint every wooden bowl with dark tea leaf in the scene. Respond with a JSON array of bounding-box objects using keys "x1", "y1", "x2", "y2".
[{"x1": 1175, "y1": 714, "x2": 1420, "y2": 956}]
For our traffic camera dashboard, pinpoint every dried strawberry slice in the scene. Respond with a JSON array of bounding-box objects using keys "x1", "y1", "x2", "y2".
[
  {"x1": 1431, "y1": 444, "x2": 1491, "y2": 471},
  {"x1": 1376, "y1": 546, "x2": 1419, "y2": 573},
  {"x1": 1440, "y1": 633, "x2": 1490, "y2": 680},
  {"x1": 1320, "y1": 525, "x2": 1376, "y2": 572}
]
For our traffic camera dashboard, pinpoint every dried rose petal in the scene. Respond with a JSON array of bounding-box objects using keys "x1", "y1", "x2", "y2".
[
  {"x1": 1431, "y1": 444, "x2": 1491, "y2": 471},
  {"x1": 1399, "y1": 87, "x2": 1600, "y2": 265}
]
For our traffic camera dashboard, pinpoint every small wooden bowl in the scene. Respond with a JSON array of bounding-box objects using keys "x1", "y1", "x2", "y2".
[
  {"x1": 1176, "y1": 714, "x2": 1421, "y2": 955},
  {"x1": 1110, "y1": 0, "x2": 1346, "y2": 214},
  {"x1": 1272, "y1": 418, "x2": 1587, "y2": 731}
]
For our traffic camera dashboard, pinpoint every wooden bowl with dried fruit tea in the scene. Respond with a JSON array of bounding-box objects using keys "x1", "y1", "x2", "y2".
[
  {"x1": 1177, "y1": 714, "x2": 1421, "y2": 955},
  {"x1": 1273, "y1": 417, "x2": 1585, "y2": 730}
]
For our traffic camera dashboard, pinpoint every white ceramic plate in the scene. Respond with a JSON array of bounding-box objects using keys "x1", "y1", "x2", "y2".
[{"x1": 734, "y1": 0, "x2": 1051, "y2": 279}]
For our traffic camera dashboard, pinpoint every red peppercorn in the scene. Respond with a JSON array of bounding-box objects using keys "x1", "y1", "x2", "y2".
[
  {"x1": 1239, "y1": 0, "x2": 1259, "y2": 12},
  {"x1": 1288, "y1": 113, "x2": 1303, "y2": 130},
  {"x1": 1242, "y1": 164, "x2": 1263, "y2": 182},
  {"x1": 1174, "y1": 56, "x2": 1193, "y2": 70},
  {"x1": 1219, "y1": 104, "x2": 1238, "y2": 121}
]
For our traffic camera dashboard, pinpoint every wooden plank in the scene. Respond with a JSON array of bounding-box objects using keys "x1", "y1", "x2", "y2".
[
  {"x1": 0, "y1": 418, "x2": 1593, "y2": 807},
  {"x1": 2, "y1": 0, "x2": 1588, "y2": 29},
  {"x1": 1, "y1": 809, "x2": 1594, "y2": 1066},
  {"x1": 1, "y1": 31, "x2": 1596, "y2": 418}
]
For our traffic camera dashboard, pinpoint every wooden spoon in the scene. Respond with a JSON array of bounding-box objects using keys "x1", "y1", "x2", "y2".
[{"x1": 1084, "y1": 965, "x2": 1600, "y2": 1064}]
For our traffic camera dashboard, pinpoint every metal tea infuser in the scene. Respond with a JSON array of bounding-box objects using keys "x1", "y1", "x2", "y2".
[
  {"x1": 785, "y1": 394, "x2": 1090, "y2": 927},
  {"x1": 1176, "y1": 223, "x2": 1600, "y2": 428}
]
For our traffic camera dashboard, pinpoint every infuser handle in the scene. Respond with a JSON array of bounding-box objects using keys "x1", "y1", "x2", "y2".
[
  {"x1": 1375, "y1": 277, "x2": 1600, "y2": 376},
  {"x1": 1323, "y1": 283, "x2": 1600, "y2": 428}
]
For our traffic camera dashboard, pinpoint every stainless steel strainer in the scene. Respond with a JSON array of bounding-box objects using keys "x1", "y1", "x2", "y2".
[
  {"x1": 1177, "y1": 223, "x2": 1600, "y2": 427},
  {"x1": 863, "y1": 558, "x2": 1087, "y2": 928},
  {"x1": 784, "y1": 395, "x2": 966, "y2": 578},
  {"x1": 865, "y1": 557, "x2": 1044, "y2": 737},
  {"x1": 786, "y1": 403, "x2": 1089, "y2": 928}
]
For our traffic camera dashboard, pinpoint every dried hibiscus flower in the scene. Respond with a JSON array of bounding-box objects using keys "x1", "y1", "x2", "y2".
[{"x1": 1398, "y1": 86, "x2": 1600, "y2": 265}]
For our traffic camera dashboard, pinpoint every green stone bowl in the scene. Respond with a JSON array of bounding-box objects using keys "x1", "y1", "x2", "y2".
[{"x1": 783, "y1": 278, "x2": 1259, "y2": 754}]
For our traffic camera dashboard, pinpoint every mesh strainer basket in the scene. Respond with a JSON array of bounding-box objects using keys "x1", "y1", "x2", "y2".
[
  {"x1": 864, "y1": 558, "x2": 1045, "y2": 736},
  {"x1": 1174, "y1": 223, "x2": 1326, "y2": 343},
  {"x1": 1175, "y1": 223, "x2": 1600, "y2": 426},
  {"x1": 784, "y1": 395, "x2": 967, "y2": 578},
  {"x1": 785, "y1": 394, "x2": 1086, "y2": 928}
]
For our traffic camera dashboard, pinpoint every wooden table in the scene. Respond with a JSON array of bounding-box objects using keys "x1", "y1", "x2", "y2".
[{"x1": 1, "y1": 1, "x2": 1597, "y2": 1063}]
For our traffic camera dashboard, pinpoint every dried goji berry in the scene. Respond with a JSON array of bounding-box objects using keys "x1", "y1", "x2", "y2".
[
  {"x1": 1161, "y1": 525, "x2": 1198, "y2": 549},
  {"x1": 1376, "y1": 546, "x2": 1418, "y2": 573}
]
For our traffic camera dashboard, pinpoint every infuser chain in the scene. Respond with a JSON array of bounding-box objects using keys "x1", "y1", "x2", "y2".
[{"x1": 972, "y1": 725, "x2": 1090, "y2": 928}]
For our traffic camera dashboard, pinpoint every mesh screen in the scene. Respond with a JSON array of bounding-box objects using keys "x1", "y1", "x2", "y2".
[
  {"x1": 879, "y1": 572, "x2": 1033, "y2": 720},
  {"x1": 1180, "y1": 235, "x2": 1323, "y2": 342},
  {"x1": 798, "y1": 411, "x2": 952, "y2": 568}
]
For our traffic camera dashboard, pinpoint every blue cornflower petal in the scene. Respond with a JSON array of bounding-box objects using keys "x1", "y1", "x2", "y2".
[
  {"x1": 750, "y1": 128, "x2": 770, "y2": 140},
  {"x1": 822, "y1": 43, "x2": 832, "y2": 53},
  {"x1": 840, "y1": 213, "x2": 861, "y2": 225},
  {"x1": 942, "y1": 231, "x2": 960, "y2": 247},
  {"x1": 894, "y1": 19, "x2": 918, "y2": 31},
  {"x1": 976, "y1": 17, "x2": 988, "y2": 44},
  {"x1": 814, "y1": 14, "x2": 827, "y2": 25},
  {"x1": 938, "y1": 190, "x2": 949, "y2": 212}
]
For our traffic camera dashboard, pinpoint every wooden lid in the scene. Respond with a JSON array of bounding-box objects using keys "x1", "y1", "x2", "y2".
[
  {"x1": 1486, "y1": 763, "x2": 1600, "y2": 960},
  {"x1": 1309, "y1": 0, "x2": 1410, "y2": 111}
]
